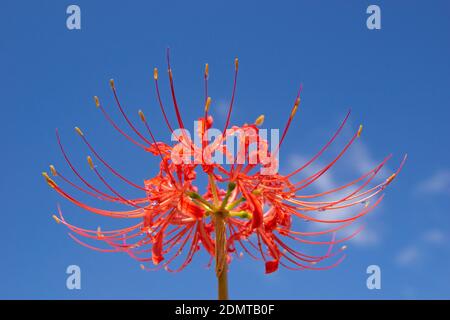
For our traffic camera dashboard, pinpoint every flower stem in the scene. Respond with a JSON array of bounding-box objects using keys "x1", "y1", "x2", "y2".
[{"x1": 214, "y1": 212, "x2": 228, "y2": 300}]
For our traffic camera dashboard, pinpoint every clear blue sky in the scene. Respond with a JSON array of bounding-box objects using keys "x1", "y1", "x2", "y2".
[{"x1": 1, "y1": 0, "x2": 449, "y2": 299}]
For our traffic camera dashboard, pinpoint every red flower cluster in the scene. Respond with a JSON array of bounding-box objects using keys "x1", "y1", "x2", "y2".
[{"x1": 43, "y1": 53, "x2": 406, "y2": 275}]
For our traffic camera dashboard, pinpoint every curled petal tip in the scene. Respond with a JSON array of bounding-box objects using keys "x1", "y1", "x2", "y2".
[{"x1": 265, "y1": 260, "x2": 279, "y2": 274}]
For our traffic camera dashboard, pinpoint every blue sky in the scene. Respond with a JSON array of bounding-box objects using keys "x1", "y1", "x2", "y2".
[{"x1": 1, "y1": 0, "x2": 449, "y2": 299}]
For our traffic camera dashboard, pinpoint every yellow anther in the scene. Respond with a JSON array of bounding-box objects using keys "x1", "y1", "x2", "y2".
[
  {"x1": 42, "y1": 171, "x2": 50, "y2": 180},
  {"x1": 138, "y1": 110, "x2": 146, "y2": 122},
  {"x1": 386, "y1": 173, "x2": 396, "y2": 185},
  {"x1": 109, "y1": 79, "x2": 115, "y2": 89},
  {"x1": 168, "y1": 68, "x2": 173, "y2": 79},
  {"x1": 341, "y1": 245, "x2": 348, "y2": 251},
  {"x1": 290, "y1": 97, "x2": 301, "y2": 118},
  {"x1": 52, "y1": 215, "x2": 61, "y2": 224},
  {"x1": 357, "y1": 124, "x2": 363, "y2": 137},
  {"x1": 153, "y1": 68, "x2": 158, "y2": 80},
  {"x1": 42, "y1": 172, "x2": 56, "y2": 187},
  {"x1": 255, "y1": 114, "x2": 265, "y2": 126},
  {"x1": 94, "y1": 96, "x2": 100, "y2": 107},
  {"x1": 140, "y1": 264, "x2": 145, "y2": 270},
  {"x1": 205, "y1": 63, "x2": 209, "y2": 78},
  {"x1": 87, "y1": 156, "x2": 94, "y2": 169},
  {"x1": 49, "y1": 165, "x2": 57, "y2": 176},
  {"x1": 74, "y1": 127, "x2": 83, "y2": 136},
  {"x1": 234, "y1": 58, "x2": 239, "y2": 71},
  {"x1": 204, "y1": 97, "x2": 212, "y2": 112}
]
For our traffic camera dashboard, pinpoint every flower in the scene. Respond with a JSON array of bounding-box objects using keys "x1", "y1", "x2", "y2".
[{"x1": 44, "y1": 51, "x2": 406, "y2": 279}]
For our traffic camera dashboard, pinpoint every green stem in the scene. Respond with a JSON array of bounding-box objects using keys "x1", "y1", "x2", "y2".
[{"x1": 214, "y1": 212, "x2": 228, "y2": 300}]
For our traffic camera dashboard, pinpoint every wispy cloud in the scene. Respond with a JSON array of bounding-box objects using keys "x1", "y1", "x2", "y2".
[
  {"x1": 350, "y1": 227, "x2": 381, "y2": 247},
  {"x1": 345, "y1": 142, "x2": 390, "y2": 182},
  {"x1": 286, "y1": 136, "x2": 392, "y2": 247},
  {"x1": 394, "y1": 229, "x2": 447, "y2": 269},
  {"x1": 395, "y1": 246, "x2": 421, "y2": 267},
  {"x1": 415, "y1": 170, "x2": 450, "y2": 196},
  {"x1": 422, "y1": 229, "x2": 447, "y2": 246}
]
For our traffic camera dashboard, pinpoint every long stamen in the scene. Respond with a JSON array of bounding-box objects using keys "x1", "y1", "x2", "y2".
[
  {"x1": 202, "y1": 97, "x2": 212, "y2": 163},
  {"x1": 294, "y1": 124, "x2": 362, "y2": 192},
  {"x1": 50, "y1": 164, "x2": 125, "y2": 203},
  {"x1": 137, "y1": 110, "x2": 177, "y2": 184},
  {"x1": 222, "y1": 58, "x2": 239, "y2": 136},
  {"x1": 94, "y1": 96, "x2": 148, "y2": 149},
  {"x1": 204, "y1": 63, "x2": 209, "y2": 103},
  {"x1": 56, "y1": 129, "x2": 129, "y2": 198},
  {"x1": 109, "y1": 79, "x2": 152, "y2": 145},
  {"x1": 286, "y1": 110, "x2": 350, "y2": 179},
  {"x1": 87, "y1": 156, "x2": 144, "y2": 209},
  {"x1": 166, "y1": 48, "x2": 185, "y2": 129},
  {"x1": 277, "y1": 86, "x2": 302, "y2": 151},
  {"x1": 74, "y1": 127, "x2": 147, "y2": 191},
  {"x1": 153, "y1": 67, "x2": 175, "y2": 133}
]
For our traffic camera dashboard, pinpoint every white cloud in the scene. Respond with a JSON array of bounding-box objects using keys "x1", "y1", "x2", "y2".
[
  {"x1": 415, "y1": 170, "x2": 450, "y2": 196},
  {"x1": 395, "y1": 246, "x2": 420, "y2": 267},
  {"x1": 286, "y1": 139, "x2": 389, "y2": 248},
  {"x1": 349, "y1": 227, "x2": 381, "y2": 247},
  {"x1": 422, "y1": 229, "x2": 447, "y2": 246},
  {"x1": 345, "y1": 142, "x2": 390, "y2": 183},
  {"x1": 393, "y1": 230, "x2": 447, "y2": 270}
]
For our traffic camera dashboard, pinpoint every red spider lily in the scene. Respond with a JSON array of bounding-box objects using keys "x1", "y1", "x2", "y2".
[{"x1": 43, "y1": 51, "x2": 406, "y2": 299}]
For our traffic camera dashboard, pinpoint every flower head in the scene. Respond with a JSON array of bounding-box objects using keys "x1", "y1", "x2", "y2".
[{"x1": 45, "y1": 50, "x2": 406, "y2": 275}]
